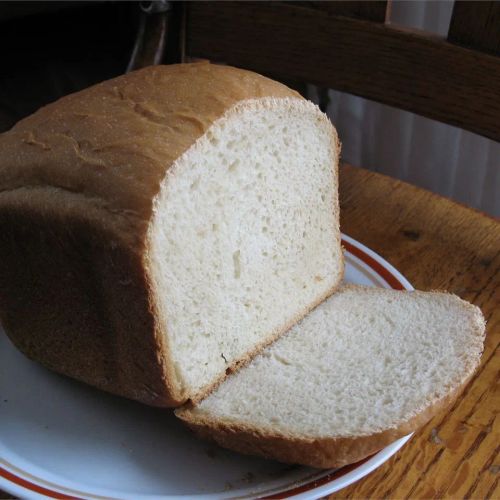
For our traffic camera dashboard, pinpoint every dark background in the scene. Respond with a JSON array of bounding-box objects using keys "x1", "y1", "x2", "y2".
[{"x1": 0, "y1": 1, "x2": 139, "y2": 132}]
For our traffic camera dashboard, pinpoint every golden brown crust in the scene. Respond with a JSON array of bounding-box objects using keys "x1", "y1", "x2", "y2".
[
  {"x1": 176, "y1": 370, "x2": 477, "y2": 468},
  {"x1": 0, "y1": 187, "x2": 177, "y2": 406},
  {"x1": 0, "y1": 63, "x2": 302, "y2": 406},
  {"x1": 0, "y1": 63, "x2": 298, "y2": 216}
]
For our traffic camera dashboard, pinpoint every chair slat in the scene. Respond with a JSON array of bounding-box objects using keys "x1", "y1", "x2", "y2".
[
  {"x1": 448, "y1": 1, "x2": 500, "y2": 55},
  {"x1": 186, "y1": 1, "x2": 500, "y2": 142}
]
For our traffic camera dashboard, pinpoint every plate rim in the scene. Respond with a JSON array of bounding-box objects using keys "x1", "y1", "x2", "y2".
[{"x1": 0, "y1": 233, "x2": 414, "y2": 500}]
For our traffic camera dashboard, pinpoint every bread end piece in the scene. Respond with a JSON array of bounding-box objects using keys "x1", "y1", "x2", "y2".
[{"x1": 176, "y1": 288, "x2": 485, "y2": 467}]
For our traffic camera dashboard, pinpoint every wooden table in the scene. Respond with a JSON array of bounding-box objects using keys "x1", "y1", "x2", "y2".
[
  {"x1": 331, "y1": 164, "x2": 499, "y2": 499},
  {"x1": 1, "y1": 165, "x2": 498, "y2": 499}
]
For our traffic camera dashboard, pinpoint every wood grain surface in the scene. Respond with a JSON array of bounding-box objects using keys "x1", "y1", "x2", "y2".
[
  {"x1": 329, "y1": 164, "x2": 500, "y2": 500},
  {"x1": 0, "y1": 165, "x2": 498, "y2": 498},
  {"x1": 448, "y1": 1, "x2": 500, "y2": 55},
  {"x1": 186, "y1": 1, "x2": 500, "y2": 142}
]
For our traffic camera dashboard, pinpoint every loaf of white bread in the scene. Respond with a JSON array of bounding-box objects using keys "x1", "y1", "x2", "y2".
[
  {"x1": 0, "y1": 63, "x2": 343, "y2": 406},
  {"x1": 0, "y1": 64, "x2": 485, "y2": 469},
  {"x1": 177, "y1": 285, "x2": 485, "y2": 468}
]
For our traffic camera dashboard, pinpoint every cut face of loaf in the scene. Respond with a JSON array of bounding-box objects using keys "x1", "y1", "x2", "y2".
[
  {"x1": 176, "y1": 285, "x2": 485, "y2": 468},
  {"x1": 0, "y1": 63, "x2": 342, "y2": 406},
  {"x1": 147, "y1": 99, "x2": 341, "y2": 401}
]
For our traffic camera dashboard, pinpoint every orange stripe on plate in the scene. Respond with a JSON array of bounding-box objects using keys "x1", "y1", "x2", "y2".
[
  {"x1": 342, "y1": 239, "x2": 405, "y2": 290},
  {"x1": 0, "y1": 465, "x2": 83, "y2": 499}
]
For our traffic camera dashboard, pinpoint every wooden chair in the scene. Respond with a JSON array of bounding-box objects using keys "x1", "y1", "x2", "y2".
[{"x1": 148, "y1": 2, "x2": 498, "y2": 498}]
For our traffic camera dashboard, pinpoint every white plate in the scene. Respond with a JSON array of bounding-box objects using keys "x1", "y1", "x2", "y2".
[{"x1": 0, "y1": 234, "x2": 414, "y2": 500}]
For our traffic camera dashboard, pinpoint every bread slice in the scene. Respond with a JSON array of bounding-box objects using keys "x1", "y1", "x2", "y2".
[
  {"x1": 0, "y1": 63, "x2": 342, "y2": 406},
  {"x1": 176, "y1": 285, "x2": 485, "y2": 468}
]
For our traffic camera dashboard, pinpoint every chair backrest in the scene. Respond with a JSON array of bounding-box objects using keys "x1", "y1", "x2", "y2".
[{"x1": 177, "y1": 1, "x2": 500, "y2": 142}]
